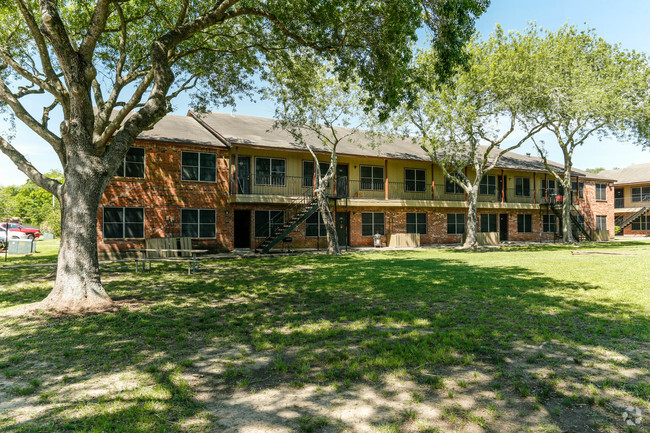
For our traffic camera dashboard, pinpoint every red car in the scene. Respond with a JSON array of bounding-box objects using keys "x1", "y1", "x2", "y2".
[{"x1": 0, "y1": 223, "x2": 41, "y2": 239}]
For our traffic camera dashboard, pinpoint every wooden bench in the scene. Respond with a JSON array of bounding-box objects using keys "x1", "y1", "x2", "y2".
[{"x1": 130, "y1": 237, "x2": 207, "y2": 274}]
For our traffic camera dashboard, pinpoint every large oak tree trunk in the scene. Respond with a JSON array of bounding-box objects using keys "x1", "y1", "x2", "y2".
[
  {"x1": 462, "y1": 184, "x2": 479, "y2": 249},
  {"x1": 40, "y1": 165, "x2": 113, "y2": 312}
]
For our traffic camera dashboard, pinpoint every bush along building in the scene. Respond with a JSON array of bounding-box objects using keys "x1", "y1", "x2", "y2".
[
  {"x1": 97, "y1": 112, "x2": 617, "y2": 257},
  {"x1": 600, "y1": 163, "x2": 650, "y2": 236}
]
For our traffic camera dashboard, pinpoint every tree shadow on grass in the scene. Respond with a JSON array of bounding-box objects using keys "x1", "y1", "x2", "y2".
[{"x1": 0, "y1": 252, "x2": 648, "y2": 432}]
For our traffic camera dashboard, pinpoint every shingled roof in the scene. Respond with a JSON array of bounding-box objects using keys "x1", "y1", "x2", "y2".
[
  {"x1": 186, "y1": 111, "x2": 616, "y2": 180},
  {"x1": 599, "y1": 163, "x2": 650, "y2": 185},
  {"x1": 136, "y1": 114, "x2": 226, "y2": 147}
]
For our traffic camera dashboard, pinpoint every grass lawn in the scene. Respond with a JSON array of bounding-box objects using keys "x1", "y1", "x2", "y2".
[{"x1": 0, "y1": 240, "x2": 648, "y2": 432}]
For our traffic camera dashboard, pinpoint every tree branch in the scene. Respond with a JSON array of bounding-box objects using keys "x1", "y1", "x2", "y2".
[
  {"x1": 79, "y1": 0, "x2": 112, "y2": 61},
  {"x1": 15, "y1": 0, "x2": 67, "y2": 106},
  {"x1": 0, "y1": 135, "x2": 62, "y2": 196},
  {"x1": 223, "y1": 7, "x2": 339, "y2": 52},
  {"x1": 0, "y1": 76, "x2": 65, "y2": 163}
]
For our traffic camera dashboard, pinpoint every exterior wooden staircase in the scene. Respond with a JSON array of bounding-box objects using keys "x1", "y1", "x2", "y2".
[{"x1": 256, "y1": 190, "x2": 319, "y2": 254}]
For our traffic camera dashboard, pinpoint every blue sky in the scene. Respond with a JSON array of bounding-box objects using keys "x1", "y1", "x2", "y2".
[{"x1": 1, "y1": 0, "x2": 649, "y2": 186}]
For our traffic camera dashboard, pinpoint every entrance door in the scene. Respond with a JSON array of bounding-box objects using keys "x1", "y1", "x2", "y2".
[
  {"x1": 236, "y1": 156, "x2": 251, "y2": 194},
  {"x1": 499, "y1": 214, "x2": 508, "y2": 241},
  {"x1": 234, "y1": 210, "x2": 251, "y2": 248},
  {"x1": 335, "y1": 165, "x2": 349, "y2": 197},
  {"x1": 335, "y1": 212, "x2": 349, "y2": 246},
  {"x1": 615, "y1": 188, "x2": 624, "y2": 208}
]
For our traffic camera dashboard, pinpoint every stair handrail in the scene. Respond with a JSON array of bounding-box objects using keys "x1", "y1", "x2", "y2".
[
  {"x1": 569, "y1": 203, "x2": 594, "y2": 241},
  {"x1": 618, "y1": 206, "x2": 648, "y2": 229},
  {"x1": 256, "y1": 187, "x2": 317, "y2": 251}
]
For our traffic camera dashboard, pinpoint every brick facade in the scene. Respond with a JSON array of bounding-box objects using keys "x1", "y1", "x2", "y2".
[
  {"x1": 96, "y1": 136, "x2": 616, "y2": 255},
  {"x1": 97, "y1": 140, "x2": 232, "y2": 257},
  {"x1": 576, "y1": 181, "x2": 615, "y2": 237}
]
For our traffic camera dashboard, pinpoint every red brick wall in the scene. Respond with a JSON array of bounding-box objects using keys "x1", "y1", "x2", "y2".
[
  {"x1": 235, "y1": 206, "x2": 565, "y2": 249},
  {"x1": 578, "y1": 181, "x2": 615, "y2": 237},
  {"x1": 97, "y1": 140, "x2": 232, "y2": 257}
]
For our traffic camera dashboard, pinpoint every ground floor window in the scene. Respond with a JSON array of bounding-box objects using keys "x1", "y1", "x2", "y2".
[
  {"x1": 181, "y1": 209, "x2": 216, "y2": 238},
  {"x1": 254, "y1": 210, "x2": 285, "y2": 238},
  {"x1": 517, "y1": 214, "x2": 532, "y2": 233},
  {"x1": 362, "y1": 212, "x2": 385, "y2": 236},
  {"x1": 447, "y1": 213, "x2": 465, "y2": 234},
  {"x1": 542, "y1": 214, "x2": 557, "y2": 233},
  {"x1": 631, "y1": 214, "x2": 649, "y2": 230},
  {"x1": 480, "y1": 214, "x2": 497, "y2": 232},
  {"x1": 103, "y1": 207, "x2": 144, "y2": 239},
  {"x1": 596, "y1": 215, "x2": 607, "y2": 231},
  {"x1": 406, "y1": 212, "x2": 427, "y2": 235},
  {"x1": 305, "y1": 212, "x2": 327, "y2": 237}
]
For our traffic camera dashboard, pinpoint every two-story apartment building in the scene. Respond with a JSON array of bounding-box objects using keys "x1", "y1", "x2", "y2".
[
  {"x1": 600, "y1": 163, "x2": 650, "y2": 236},
  {"x1": 97, "y1": 112, "x2": 616, "y2": 256}
]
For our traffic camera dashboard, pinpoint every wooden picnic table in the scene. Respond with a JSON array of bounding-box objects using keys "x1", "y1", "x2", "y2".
[{"x1": 129, "y1": 248, "x2": 208, "y2": 274}]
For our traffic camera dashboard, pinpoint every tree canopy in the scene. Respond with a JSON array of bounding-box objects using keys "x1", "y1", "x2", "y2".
[{"x1": 0, "y1": 0, "x2": 489, "y2": 311}]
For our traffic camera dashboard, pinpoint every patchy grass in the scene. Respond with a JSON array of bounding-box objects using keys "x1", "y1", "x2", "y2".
[{"x1": 0, "y1": 240, "x2": 649, "y2": 432}]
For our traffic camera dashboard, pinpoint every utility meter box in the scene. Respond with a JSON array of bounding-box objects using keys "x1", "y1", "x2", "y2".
[
  {"x1": 373, "y1": 233, "x2": 382, "y2": 248},
  {"x1": 8, "y1": 239, "x2": 36, "y2": 254}
]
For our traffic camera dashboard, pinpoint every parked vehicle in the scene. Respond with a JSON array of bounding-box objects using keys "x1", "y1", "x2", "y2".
[
  {"x1": 0, "y1": 227, "x2": 29, "y2": 250},
  {"x1": 0, "y1": 223, "x2": 41, "y2": 239}
]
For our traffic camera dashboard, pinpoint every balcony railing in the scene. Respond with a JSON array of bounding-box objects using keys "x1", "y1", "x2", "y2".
[
  {"x1": 615, "y1": 197, "x2": 625, "y2": 208},
  {"x1": 233, "y1": 175, "x2": 344, "y2": 198},
  {"x1": 631, "y1": 193, "x2": 650, "y2": 204},
  {"x1": 232, "y1": 174, "x2": 565, "y2": 205}
]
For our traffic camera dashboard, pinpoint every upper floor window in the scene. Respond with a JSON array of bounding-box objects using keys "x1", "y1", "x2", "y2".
[
  {"x1": 571, "y1": 181, "x2": 584, "y2": 199},
  {"x1": 103, "y1": 207, "x2": 144, "y2": 239},
  {"x1": 445, "y1": 177, "x2": 464, "y2": 194},
  {"x1": 595, "y1": 183, "x2": 607, "y2": 201},
  {"x1": 182, "y1": 151, "x2": 217, "y2": 182},
  {"x1": 181, "y1": 209, "x2": 216, "y2": 238},
  {"x1": 303, "y1": 161, "x2": 330, "y2": 187},
  {"x1": 360, "y1": 165, "x2": 384, "y2": 191},
  {"x1": 255, "y1": 157, "x2": 286, "y2": 186},
  {"x1": 116, "y1": 147, "x2": 145, "y2": 178},
  {"x1": 541, "y1": 179, "x2": 557, "y2": 195},
  {"x1": 632, "y1": 186, "x2": 650, "y2": 202},
  {"x1": 515, "y1": 177, "x2": 531, "y2": 197},
  {"x1": 405, "y1": 169, "x2": 426, "y2": 192},
  {"x1": 479, "y1": 175, "x2": 496, "y2": 195}
]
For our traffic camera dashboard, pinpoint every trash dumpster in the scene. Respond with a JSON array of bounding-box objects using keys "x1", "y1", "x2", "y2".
[{"x1": 8, "y1": 239, "x2": 36, "y2": 254}]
